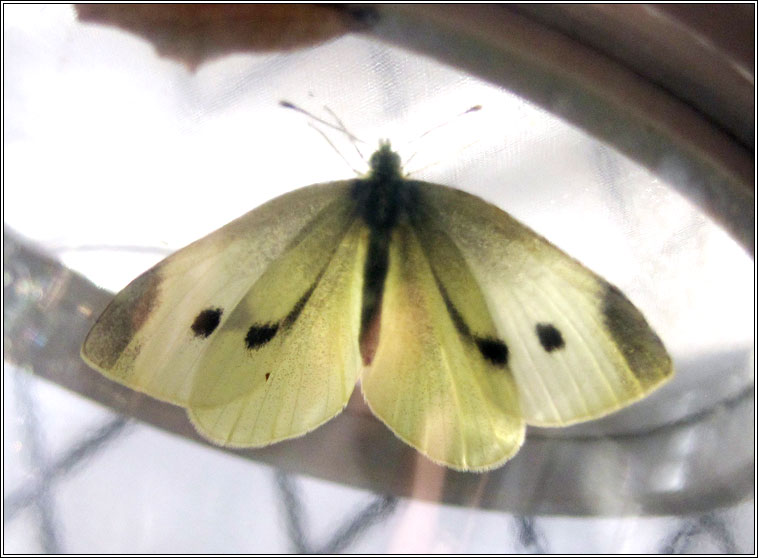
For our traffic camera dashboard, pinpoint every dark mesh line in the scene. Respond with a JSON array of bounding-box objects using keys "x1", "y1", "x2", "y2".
[
  {"x1": 4, "y1": 417, "x2": 131, "y2": 523},
  {"x1": 275, "y1": 471, "x2": 310, "y2": 553},
  {"x1": 318, "y1": 495, "x2": 397, "y2": 553}
]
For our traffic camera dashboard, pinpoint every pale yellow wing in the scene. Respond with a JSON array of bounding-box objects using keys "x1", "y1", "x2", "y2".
[
  {"x1": 81, "y1": 181, "x2": 356, "y2": 407},
  {"x1": 186, "y1": 213, "x2": 367, "y2": 446},
  {"x1": 415, "y1": 182, "x2": 673, "y2": 427},
  {"x1": 361, "y1": 219, "x2": 525, "y2": 472}
]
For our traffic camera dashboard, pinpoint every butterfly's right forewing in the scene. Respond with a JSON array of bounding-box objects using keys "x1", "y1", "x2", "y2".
[
  {"x1": 82, "y1": 182, "x2": 357, "y2": 408},
  {"x1": 417, "y1": 184, "x2": 673, "y2": 427}
]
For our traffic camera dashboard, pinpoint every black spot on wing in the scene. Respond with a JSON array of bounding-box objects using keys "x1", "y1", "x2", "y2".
[
  {"x1": 244, "y1": 264, "x2": 327, "y2": 351},
  {"x1": 475, "y1": 337, "x2": 509, "y2": 366},
  {"x1": 433, "y1": 273, "x2": 508, "y2": 368},
  {"x1": 245, "y1": 323, "x2": 279, "y2": 350},
  {"x1": 536, "y1": 323, "x2": 565, "y2": 352},
  {"x1": 191, "y1": 308, "x2": 223, "y2": 338}
]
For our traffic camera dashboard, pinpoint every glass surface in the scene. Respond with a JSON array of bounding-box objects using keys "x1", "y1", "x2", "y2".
[{"x1": 4, "y1": 5, "x2": 754, "y2": 553}]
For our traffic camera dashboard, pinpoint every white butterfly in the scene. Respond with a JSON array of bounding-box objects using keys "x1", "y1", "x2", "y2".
[{"x1": 81, "y1": 142, "x2": 673, "y2": 471}]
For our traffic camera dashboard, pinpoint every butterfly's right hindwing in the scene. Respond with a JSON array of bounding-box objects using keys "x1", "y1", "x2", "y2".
[{"x1": 187, "y1": 210, "x2": 367, "y2": 446}]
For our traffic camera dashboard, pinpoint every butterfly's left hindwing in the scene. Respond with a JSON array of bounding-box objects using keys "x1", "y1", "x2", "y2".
[{"x1": 361, "y1": 218, "x2": 525, "y2": 471}]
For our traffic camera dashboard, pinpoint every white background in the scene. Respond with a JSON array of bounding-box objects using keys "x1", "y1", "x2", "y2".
[{"x1": 4, "y1": 4, "x2": 754, "y2": 553}]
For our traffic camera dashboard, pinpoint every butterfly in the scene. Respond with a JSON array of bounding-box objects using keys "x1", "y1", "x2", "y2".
[{"x1": 81, "y1": 141, "x2": 673, "y2": 471}]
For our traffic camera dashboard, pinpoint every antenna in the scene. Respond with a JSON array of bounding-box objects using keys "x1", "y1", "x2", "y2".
[
  {"x1": 404, "y1": 105, "x2": 483, "y2": 172},
  {"x1": 280, "y1": 100, "x2": 368, "y2": 173}
]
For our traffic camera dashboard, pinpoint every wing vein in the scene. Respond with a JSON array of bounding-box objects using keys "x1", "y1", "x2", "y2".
[{"x1": 509, "y1": 284, "x2": 596, "y2": 417}]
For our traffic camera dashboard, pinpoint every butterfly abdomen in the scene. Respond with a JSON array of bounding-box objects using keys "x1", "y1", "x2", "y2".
[{"x1": 352, "y1": 142, "x2": 412, "y2": 362}]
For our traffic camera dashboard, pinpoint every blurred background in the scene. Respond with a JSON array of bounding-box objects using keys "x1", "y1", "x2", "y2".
[{"x1": 4, "y1": 4, "x2": 754, "y2": 552}]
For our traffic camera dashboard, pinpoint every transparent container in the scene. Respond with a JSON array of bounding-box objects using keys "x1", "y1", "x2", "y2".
[{"x1": 4, "y1": 5, "x2": 754, "y2": 553}]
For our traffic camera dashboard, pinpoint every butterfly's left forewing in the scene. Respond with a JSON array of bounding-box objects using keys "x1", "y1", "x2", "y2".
[{"x1": 361, "y1": 213, "x2": 525, "y2": 471}]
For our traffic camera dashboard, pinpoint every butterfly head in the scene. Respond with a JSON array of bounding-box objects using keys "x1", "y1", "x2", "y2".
[{"x1": 368, "y1": 141, "x2": 403, "y2": 181}]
